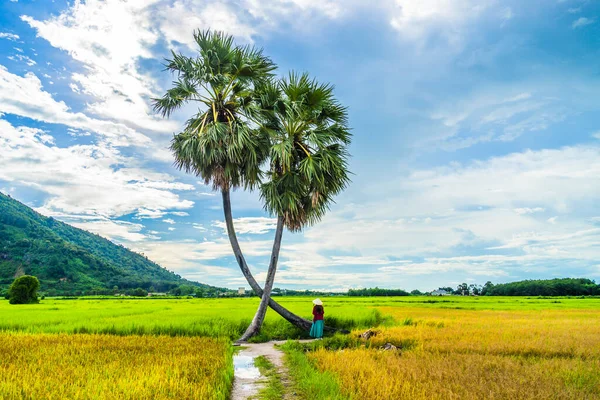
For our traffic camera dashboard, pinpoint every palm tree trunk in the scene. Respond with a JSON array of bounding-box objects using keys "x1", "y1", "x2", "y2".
[
  {"x1": 238, "y1": 215, "x2": 284, "y2": 342},
  {"x1": 221, "y1": 188, "x2": 346, "y2": 334},
  {"x1": 221, "y1": 188, "x2": 312, "y2": 330}
]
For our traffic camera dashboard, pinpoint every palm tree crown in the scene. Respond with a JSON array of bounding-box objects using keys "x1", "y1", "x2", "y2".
[
  {"x1": 259, "y1": 72, "x2": 352, "y2": 231},
  {"x1": 153, "y1": 30, "x2": 276, "y2": 190}
]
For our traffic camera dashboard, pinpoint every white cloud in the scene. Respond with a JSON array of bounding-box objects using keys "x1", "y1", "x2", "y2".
[
  {"x1": 592, "y1": 131, "x2": 600, "y2": 140},
  {"x1": 7, "y1": 54, "x2": 36, "y2": 66},
  {"x1": 572, "y1": 17, "x2": 594, "y2": 29},
  {"x1": 0, "y1": 119, "x2": 193, "y2": 219},
  {"x1": 0, "y1": 33, "x2": 20, "y2": 41},
  {"x1": 389, "y1": 0, "x2": 491, "y2": 45},
  {"x1": 490, "y1": 228, "x2": 600, "y2": 263},
  {"x1": 22, "y1": 0, "x2": 179, "y2": 134},
  {"x1": 192, "y1": 223, "x2": 207, "y2": 231},
  {"x1": 426, "y1": 84, "x2": 573, "y2": 150},
  {"x1": 168, "y1": 227, "x2": 176, "y2": 231},
  {"x1": 213, "y1": 217, "x2": 278, "y2": 234},
  {"x1": 18, "y1": 0, "x2": 361, "y2": 145},
  {"x1": 244, "y1": 0, "x2": 344, "y2": 27},
  {"x1": 156, "y1": 0, "x2": 349, "y2": 52},
  {"x1": 159, "y1": 1, "x2": 256, "y2": 47},
  {"x1": 514, "y1": 207, "x2": 545, "y2": 215},
  {"x1": 66, "y1": 128, "x2": 91, "y2": 137},
  {"x1": 136, "y1": 209, "x2": 168, "y2": 219},
  {"x1": 163, "y1": 218, "x2": 176, "y2": 225},
  {"x1": 136, "y1": 209, "x2": 190, "y2": 219},
  {"x1": 71, "y1": 220, "x2": 147, "y2": 242},
  {"x1": 0, "y1": 67, "x2": 151, "y2": 147},
  {"x1": 132, "y1": 238, "x2": 272, "y2": 272}
]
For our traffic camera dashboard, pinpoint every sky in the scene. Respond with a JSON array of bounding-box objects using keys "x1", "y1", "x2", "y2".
[{"x1": 1, "y1": 0, "x2": 599, "y2": 292}]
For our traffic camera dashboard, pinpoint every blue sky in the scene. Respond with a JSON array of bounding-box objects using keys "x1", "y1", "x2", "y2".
[{"x1": 1, "y1": 0, "x2": 599, "y2": 291}]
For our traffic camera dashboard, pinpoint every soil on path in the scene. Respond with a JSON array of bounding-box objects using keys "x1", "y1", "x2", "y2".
[{"x1": 230, "y1": 340, "x2": 314, "y2": 400}]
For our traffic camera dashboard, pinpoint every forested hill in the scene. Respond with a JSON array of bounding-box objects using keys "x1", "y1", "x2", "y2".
[{"x1": 0, "y1": 192, "x2": 215, "y2": 295}]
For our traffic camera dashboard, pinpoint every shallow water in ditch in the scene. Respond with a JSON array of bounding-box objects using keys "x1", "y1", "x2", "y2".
[
  {"x1": 231, "y1": 352, "x2": 263, "y2": 399},
  {"x1": 233, "y1": 354, "x2": 261, "y2": 379}
]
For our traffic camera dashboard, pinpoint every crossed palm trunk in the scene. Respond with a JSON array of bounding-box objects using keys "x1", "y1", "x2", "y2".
[
  {"x1": 222, "y1": 189, "x2": 343, "y2": 341},
  {"x1": 237, "y1": 213, "x2": 284, "y2": 342}
]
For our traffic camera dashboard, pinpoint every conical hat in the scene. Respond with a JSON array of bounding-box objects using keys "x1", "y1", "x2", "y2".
[{"x1": 312, "y1": 298, "x2": 323, "y2": 305}]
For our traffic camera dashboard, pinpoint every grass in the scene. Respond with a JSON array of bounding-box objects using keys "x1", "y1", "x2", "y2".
[
  {"x1": 0, "y1": 333, "x2": 233, "y2": 400},
  {"x1": 280, "y1": 341, "x2": 348, "y2": 400},
  {"x1": 254, "y1": 355, "x2": 285, "y2": 400},
  {"x1": 0, "y1": 297, "x2": 384, "y2": 340}
]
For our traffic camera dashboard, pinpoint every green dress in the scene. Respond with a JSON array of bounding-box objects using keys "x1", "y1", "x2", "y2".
[
  {"x1": 310, "y1": 320, "x2": 324, "y2": 338},
  {"x1": 310, "y1": 307, "x2": 324, "y2": 338}
]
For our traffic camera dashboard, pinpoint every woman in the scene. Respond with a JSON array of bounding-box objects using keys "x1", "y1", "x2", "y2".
[{"x1": 310, "y1": 298, "x2": 325, "y2": 339}]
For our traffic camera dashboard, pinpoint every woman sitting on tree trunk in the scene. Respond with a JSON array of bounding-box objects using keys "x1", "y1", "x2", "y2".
[{"x1": 310, "y1": 299, "x2": 325, "y2": 339}]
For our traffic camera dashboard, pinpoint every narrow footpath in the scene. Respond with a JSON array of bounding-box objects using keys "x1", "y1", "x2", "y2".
[{"x1": 230, "y1": 340, "x2": 314, "y2": 400}]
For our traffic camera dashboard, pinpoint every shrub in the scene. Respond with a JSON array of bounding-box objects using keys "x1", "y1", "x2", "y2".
[
  {"x1": 131, "y1": 288, "x2": 148, "y2": 297},
  {"x1": 8, "y1": 275, "x2": 40, "y2": 304}
]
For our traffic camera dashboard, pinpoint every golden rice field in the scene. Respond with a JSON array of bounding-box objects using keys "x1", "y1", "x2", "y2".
[
  {"x1": 0, "y1": 333, "x2": 233, "y2": 400},
  {"x1": 307, "y1": 307, "x2": 600, "y2": 400}
]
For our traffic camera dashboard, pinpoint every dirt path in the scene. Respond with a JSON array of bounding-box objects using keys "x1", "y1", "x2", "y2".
[{"x1": 230, "y1": 340, "x2": 314, "y2": 400}]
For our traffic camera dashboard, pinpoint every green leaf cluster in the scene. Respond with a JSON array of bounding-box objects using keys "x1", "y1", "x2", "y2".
[
  {"x1": 154, "y1": 30, "x2": 275, "y2": 191},
  {"x1": 154, "y1": 30, "x2": 352, "y2": 232}
]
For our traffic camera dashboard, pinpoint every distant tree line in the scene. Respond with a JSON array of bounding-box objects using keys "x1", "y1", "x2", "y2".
[
  {"x1": 341, "y1": 278, "x2": 600, "y2": 297},
  {"x1": 482, "y1": 278, "x2": 600, "y2": 296},
  {"x1": 348, "y1": 287, "x2": 410, "y2": 296}
]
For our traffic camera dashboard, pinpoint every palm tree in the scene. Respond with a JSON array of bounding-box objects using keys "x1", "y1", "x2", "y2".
[
  {"x1": 153, "y1": 30, "x2": 319, "y2": 333},
  {"x1": 238, "y1": 73, "x2": 352, "y2": 341}
]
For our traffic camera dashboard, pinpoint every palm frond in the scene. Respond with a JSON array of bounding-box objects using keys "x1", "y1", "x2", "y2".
[
  {"x1": 260, "y1": 72, "x2": 352, "y2": 231},
  {"x1": 154, "y1": 30, "x2": 276, "y2": 191}
]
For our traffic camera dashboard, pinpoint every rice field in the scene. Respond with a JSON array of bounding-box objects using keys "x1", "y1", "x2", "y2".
[
  {"x1": 302, "y1": 303, "x2": 600, "y2": 400},
  {"x1": 0, "y1": 296, "x2": 380, "y2": 399},
  {"x1": 0, "y1": 297, "x2": 385, "y2": 339},
  {"x1": 0, "y1": 333, "x2": 232, "y2": 400},
  {"x1": 1, "y1": 296, "x2": 599, "y2": 399}
]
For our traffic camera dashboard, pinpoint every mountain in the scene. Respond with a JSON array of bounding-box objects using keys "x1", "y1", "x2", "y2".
[{"x1": 0, "y1": 192, "x2": 218, "y2": 295}]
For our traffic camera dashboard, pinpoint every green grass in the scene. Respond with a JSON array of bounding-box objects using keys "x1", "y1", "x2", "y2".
[
  {"x1": 0, "y1": 296, "x2": 388, "y2": 340},
  {"x1": 254, "y1": 355, "x2": 286, "y2": 400},
  {"x1": 280, "y1": 341, "x2": 349, "y2": 400}
]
